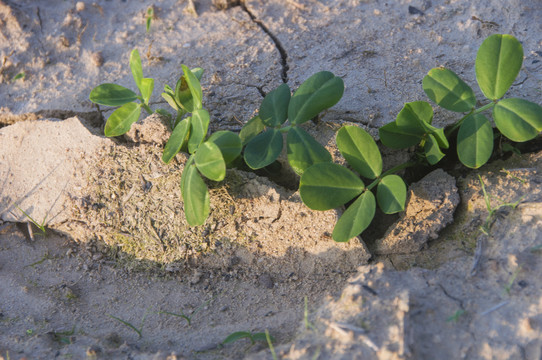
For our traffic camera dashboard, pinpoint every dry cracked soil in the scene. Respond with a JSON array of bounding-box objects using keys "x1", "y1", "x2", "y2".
[{"x1": 0, "y1": 0, "x2": 542, "y2": 359}]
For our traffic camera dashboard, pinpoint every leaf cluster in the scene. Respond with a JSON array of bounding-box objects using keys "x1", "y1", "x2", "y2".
[
  {"x1": 380, "y1": 34, "x2": 542, "y2": 169},
  {"x1": 240, "y1": 72, "x2": 344, "y2": 175}
]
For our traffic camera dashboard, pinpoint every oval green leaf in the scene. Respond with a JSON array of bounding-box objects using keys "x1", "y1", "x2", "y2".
[
  {"x1": 89, "y1": 84, "x2": 138, "y2": 106},
  {"x1": 288, "y1": 71, "x2": 344, "y2": 125},
  {"x1": 457, "y1": 114, "x2": 493, "y2": 169},
  {"x1": 207, "y1": 130, "x2": 242, "y2": 165},
  {"x1": 396, "y1": 101, "x2": 435, "y2": 136},
  {"x1": 162, "y1": 117, "x2": 191, "y2": 164},
  {"x1": 430, "y1": 127, "x2": 450, "y2": 150},
  {"x1": 424, "y1": 134, "x2": 445, "y2": 165},
  {"x1": 244, "y1": 128, "x2": 283, "y2": 170},
  {"x1": 493, "y1": 98, "x2": 542, "y2": 142},
  {"x1": 195, "y1": 142, "x2": 226, "y2": 181},
  {"x1": 475, "y1": 34, "x2": 523, "y2": 100},
  {"x1": 423, "y1": 67, "x2": 476, "y2": 112},
  {"x1": 260, "y1": 83, "x2": 291, "y2": 127},
  {"x1": 174, "y1": 68, "x2": 204, "y2": 113},
  {"x1": 140, "y1": 78, "x2": 154, "y2": 105},
  {"x1": 180, "y1": 159, "x2": 210, "y2": 226},
  {"x1": 332, "y1": 191, "x2": 376, "y2": 242},
  {"x1": 378, "y1": 121, "x2": 421, "y2": 149},
  {"x1": 336, "y1": 125, "x2": 382, "y2": 179},
  {"x1": 299, "y1": 162, "x2": 364, "y2": 211},
  {"x1": 286, "y1": 126, "x2": 332, "y2": 175},
  {"x1": 377, "y1": 175, "x2": 407, "y2": 214},
  {"x1": 104, "y1": 102, "x2": 141, "y2": 137},
  {"x1": 181, "y1": 64, "x2": 202, "y2": 111},
  {"x1": 130, "y1": 49, "x2": 143, "y2": 89},
  {"x1": 239, "y1": 116, "x2": 265, "y2": 146},
  {"x1": 188, "y1": 109, "x2": 210, "y2": 154}
]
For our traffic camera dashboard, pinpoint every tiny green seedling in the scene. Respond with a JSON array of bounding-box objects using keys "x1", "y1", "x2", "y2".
[
  {"x1": 146, "y1": 7, "x2": 154, "y2": 33},
  {"x1": 108, "y1": 308, "x2": 152, "y2": 339},
  {"x1": 12, "y1": 71, "x2": 25, "y2": 82},
  {"x1": 503, "y1": 267, "x2": 521, "y2": 296},
  {"x1": 304, "y1": 296, "x2": 316, "y2": 331},
  {"x1": 221, "y1": 330, "x2": 274, "y2": 347},
  {"x1": 265, "y1": 329, "x2": 278, "y2": 360},
  {"x1": 16, "y1": 206, "x2": 47, "y2": 236},
  {"x1": 446, "y1": 309, "x2": 466, "y2": 323},
  {"x1": 158, "y1": 294, "x2": 216, "y2": 326},
  {"x1": 478, "y1": 175, "x2": 524, "y2": 235},
  {"x1": 90, "y1": 49, "x2": 154, "y2": 137}
]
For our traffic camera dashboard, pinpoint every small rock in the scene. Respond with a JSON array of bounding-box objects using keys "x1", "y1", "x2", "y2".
[
  {"x1": 408, "y1": 6, "x2": 424, "y2": 15},
  {"x1": 91, "y1": 52, "x2": 104, "y2": 67},
  {"x1": 124, "y1": 114, "x2": 170, "y2": 145},
  {"x1": 374, "y1": 169, "x2": 459, "y2": 254},
  {"x1": 213, "y1": 0, "x2": 240, "y2": 10},
  {"x1": 75, "y1": 1, "x2": 85, "y2": 12},
  {"x1": 190, "y1": 270, "x2": 203, "y2": 285},
  {"x1": 258, "y1": 273, "x2": 274, "y2": 289}
]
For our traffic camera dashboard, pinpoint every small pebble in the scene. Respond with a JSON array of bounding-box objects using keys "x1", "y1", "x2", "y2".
[
  {"x1": 258, "y1": 273, "x2": 274, "y2": 289},
  {"x1": 91, "y1": 52, "x2": 104, "y2": 67},
  {"x1": 75, "y1": 1, "x2": 85, "y2": 12}
]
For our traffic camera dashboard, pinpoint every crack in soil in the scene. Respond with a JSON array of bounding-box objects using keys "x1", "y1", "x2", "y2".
[{"x1": 240, "y1": 1, "x2": 289, "y2": 84}]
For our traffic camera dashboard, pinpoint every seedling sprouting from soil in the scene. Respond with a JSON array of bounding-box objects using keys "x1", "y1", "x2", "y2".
[
  {"x1": 16, "y1": 206, "x2": 47, "y2": 235},
  {"x1": 89, "y1": 49, "x2": 154, "y2": 137},
  {"x1": 146, "y1": 7, "x2": 154, "y2": 33},
  {"x1": 380, "y1": 34, "x2": 542, "y2": 169},
  {"x1": 478, "y1": 175, "x2": 523, "y2": 235},
  {"x1": 158, "y1": 294, "x2": 216, "y2": 326},
  {"x1": 299, "y1": 34, "x2": 541, "y2": 242},
  {"x1": 221, "y1": 330, "x2": 274, "y2": 347},
  {"x1": 108, "y1": 307, "x2": 153, "y2": 339}
]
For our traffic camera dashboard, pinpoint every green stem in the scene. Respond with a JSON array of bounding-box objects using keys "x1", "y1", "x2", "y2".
[
  {"x1": 142, "y1": 103, "x2": 153, "y2": 115},
  {"x1": 366, "y1": 161, "x2": 416, "y2": 191},
  {"x1": 279, "y1": 125, "x2": 292, "y2": 133},
  {"x1": 445, "y1": 101, "x2": 496, "y2": 137}
]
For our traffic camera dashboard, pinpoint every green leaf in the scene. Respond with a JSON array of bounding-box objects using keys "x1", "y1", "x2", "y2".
[
  {"x1": 300, "y1": 163, "x2": 364, "y2": 211},
  {"x1": 260, "y1": 83, "x2": 291, "y2": 127},
  {"x1": 457, "y1": 114, "x2": 494, "y2": 169},
  {"x1": 431, "y1": 127, "x2": 450, "y2": 150},
  {"x1": 162, "y1": 91, "x2": 181, "y2": 111},
  {"x1": 377, "y1": 175, "x2": 407, "y2": 214},
  {"x1": 188, "y1": 109, "x2": 210, "y2": 154},
  {"x1": 286, "y1": 126, "x2": 332, "y2": 175},
  {"x1": 244, "y1": 128, "x2": 283, "y2": 169},
  {"x1": 181, "y1": 157, "x2": 210, "y2": 226},
  {"x1": 396, "y1": 101, "x2": 435, "y2": 136},
  {"x1": 130, "y1": 49, "x2": 143, "y2": 89},
  {"x1": 139, "y1": 78, "x2": 154, "y2": 105},
  {"x1": 239, "y1": 116, "x2": 265, "y2": 146},
  {"x1": 223, "y1": 332, "x2": 253, "y2": 345},
  {"x1": 195, "y1": 142, "x2": 226, "y2": 181},
  {"x1": 288, "y1": 71, "x2": 344, "y2": 125},
  {"x1": 207, "y1": 131, "x2": 242, "y2": 165},
  {"x1": 252, "y1": 332, "x2": 273, "y2": 343},
  {"x1": 332, "y1": 191, "x2": 376, "y2": 242},
  {"x1": 89, "y1": 84, "x2": 138, "y2": 106},
  {"x1": 423, "y1": 67, "x2": 476, "y2": 112},
  {"x1": 493, "y1": 98, "x2": 542, "y2": 142},
  {"x1": 174, "y1": 68, "x2": 204, "y2": 113},
  {"x1": 104, "y1": 102, "x2": 141, "y2": 137},
  {"x1": 162, "y1": 117, "x2": 191, "y2": 164},
  {"x1": 378, "y1": 122, "x2": 421, "y2": 149},
  {"x1": 423, "y1": 134, "x2": 445, "y2": 165},
  {"x1": 475, "y1": 34, "x2": 523, "y2": 100},
  {"x1": 181, "y1": 64, "x2": 203, "y2": 111},
  {"x1": 336, "y1": 125, "x2": 382, "y2": 179}
]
